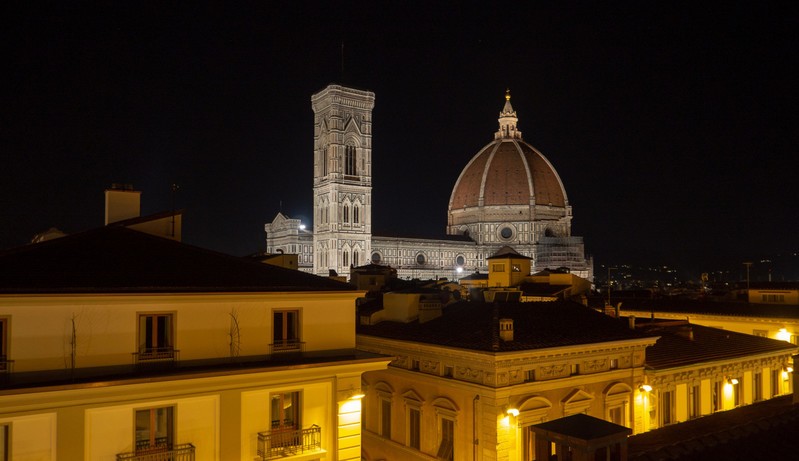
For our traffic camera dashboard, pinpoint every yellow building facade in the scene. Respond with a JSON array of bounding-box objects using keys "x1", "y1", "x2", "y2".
[{"x1": 0, "y1": 226, "x2": 390, "y2": 460}]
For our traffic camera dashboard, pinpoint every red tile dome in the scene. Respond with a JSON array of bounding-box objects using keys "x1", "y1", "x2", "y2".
[{"x1": 449, "y1": 138, "x2": 567, "y2": 210}]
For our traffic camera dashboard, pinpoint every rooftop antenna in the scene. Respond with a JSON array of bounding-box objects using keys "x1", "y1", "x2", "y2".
[
  {"x1": 170, "y1": 183, "x2": 179, "y2": 237},
  {"x1": 340, "y1": 41, "x2": 345, "y2": 83}
]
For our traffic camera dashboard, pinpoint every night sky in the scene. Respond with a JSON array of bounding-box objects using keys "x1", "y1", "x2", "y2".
[{"x1": 2, "y1": 2, "x2": 796, "y2": 276}]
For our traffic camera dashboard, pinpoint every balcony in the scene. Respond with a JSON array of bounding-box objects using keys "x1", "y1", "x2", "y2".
[
  {"x1": 116, "y1": 443, "x2": 195, "y2": 461},
  {"x1": 257, "y1": 425, "x2": 322, "y2": 460},
  {"x1": 133, "y1": 347, "x2": 179, "y2": 365},
  {"x1": 268, "y1": 340, "x2": 305, "y2": 356},
  {"x1": 0, "y1": 355, "x2": 14, "y2": 373}
]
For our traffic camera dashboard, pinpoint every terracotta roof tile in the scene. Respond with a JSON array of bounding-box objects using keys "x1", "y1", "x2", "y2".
[{"x1": 0, "y1": 226, "x2": 354, "y2": 294}]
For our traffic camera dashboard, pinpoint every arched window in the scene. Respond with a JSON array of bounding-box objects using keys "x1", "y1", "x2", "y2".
[
  {"x1": 353, "y1": 250, "x2": 359, "y2": 266},
  {"x1": 343, "y1": 204, "x2": 350, "y2": 223},
  {"x1": 322, "y1": 146, "x2": 328, "y2": 176},
  {"x1": 345, "y1": 145, "x2": 356, "y2": 175},
  {"x1": 353, "y1": 205, "x2": 360, "y2": 224},
  {"x1": 342, "y1": 250, "x2": 349, "y2": 267}
]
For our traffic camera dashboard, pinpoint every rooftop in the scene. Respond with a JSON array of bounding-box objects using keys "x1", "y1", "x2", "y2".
[
  {"x1": 634, "y1": 320, "x2": 797, "y2": 369},
  {"x1": 628, "y1": 395, "x2": 799, "y2": 460},
  {"x1": 358, "y1": 301, "x2": 656, "y2": 352},
  {"x1": 0, "y1": 226, "x2": 354, "y2": 294}
]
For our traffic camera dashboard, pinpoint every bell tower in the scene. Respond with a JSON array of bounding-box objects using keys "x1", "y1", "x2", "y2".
[{"x1": 311, "y1": 85, "x2": 375, "y2": 277}]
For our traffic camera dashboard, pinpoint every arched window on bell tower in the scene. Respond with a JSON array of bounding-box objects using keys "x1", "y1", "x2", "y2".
[
  {"x1": 345, "y1": 145, "x2": 356, "y2": 175},
  {"x1": 343, "y1": 204, "x2": 350, "y2": 223},
  {"x1": 342, "y1": 250, "x2": 349, "y2": 267},
  {"x1": 353, "y1": 204, "x2": 360, "y2": 224},
  {"x1": 322, "y1": 146, "x2": 328, "y2": 176}
]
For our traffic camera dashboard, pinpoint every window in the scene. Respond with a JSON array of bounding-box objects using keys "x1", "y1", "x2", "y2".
[
  {"x1": 273, "y1": 310, "x2": 300, "y2": 350},
  {"x1": 492, "y1": 263, "x2": 505, "y2": 272},
  {"x1": 322, "y1": 146, "x2": 328, "y2": 176},
  {"x1": 138, "y1": 314, "x2": 174, "y2": 360},
  {"x1": 754, "y1": 372, "x2": 763, "y2": 402},
  {"x1": 455, "y1": 255, "x2": 465, "y2": 267},
  {"x1": 379, "y1": 398, "x2": 392, "y2": 438},
  {"x1": 712, "y1": 380, "x2": 723, "y2": 412},
  {"x1": 408, "y1": 407, "x2": 421, "y2": 449},
  {"x1": 500, "y1": 226, "x2": 513, "y2": 239},
  {"x1": 761, "y1": 293, "x2": 785, "y2": 303},
  {"x1": 444, "y1": 366, "x2": 454, "y2": 378},
  {"x1": 660, "y1": 390, "x2": 674, "y2": 426},
  {"x1": 732, "y1": 378, "x2": 742, "y2": 407},
  {"x1": 135, "y1": 407, "x2": 173, "y2": 452},
  {"x1": 608, "y1": 406, "x2": 624, "y2": 425},
  {"x1": 688, "y1": 384, "x2": 700, "y2": 419},
  {"x1": 416, "y1": 254, "x2": 426, "y2": 265},
  {"x1": 271, "y1": 392, "x2": 300, "y2": 431},
  {"x1": 343, "y1": 204, "x2": 349, "y2": 223},
  {"x1": 610, "y1": 359, "x2": 618, "y2": 370},
  {"x1": 525, "y1": 370, "x2": 536, "y2": 382},
  {"x1": 345, "y1": 145, "x2": 356, "y2": 175},
  {"x1": 437, "y1": 417, "x2": 454, "y2": 460},
  {"x1": 0, "y1": 318, "x2": 8, "y2": 372},
  {"x1": 570, "y1": 364, "x2": 579, "y2": 376},
  {"x1": 353, "y1": 205, "x2": 360, "y2": 224},
  {"x1": 0, "y1": 424, "x2": 8, "y2": 461},
  {"x1": 342, "y1": 250, "x2": 349, "y2": 267},
  {"x1": 771, "y1": 368, "x2": 781, "y2": 396},
  {"x1": 353, "y1": 250, "x2": 359, "y2": 267}
]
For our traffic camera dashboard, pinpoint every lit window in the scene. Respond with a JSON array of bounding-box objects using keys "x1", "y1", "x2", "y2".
[
  {"x1": 138, "y1": 314, "x2": 174, "y2": 360},
  {"x1": 271, "y1": 391, "x2": 300, "y2": 431},
  {"x1": 135, "y1": 406, "x2": 173, "y2": 452},
  {"x1": 273, "y1": 310, "x2": 300, "y2": 351}
]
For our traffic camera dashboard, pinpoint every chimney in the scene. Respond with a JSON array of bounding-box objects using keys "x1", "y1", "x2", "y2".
[
  {"x1": 104, "y1": 184, "x2": 141, "y2": 225},
  {"x1": 499, "y1": 318, "x2": 514, "y2": 341}
]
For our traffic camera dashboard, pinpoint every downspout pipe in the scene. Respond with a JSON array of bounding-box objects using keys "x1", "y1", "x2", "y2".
[{"x1": 473, "y1": 394, "x2": 480, "y2": 460}]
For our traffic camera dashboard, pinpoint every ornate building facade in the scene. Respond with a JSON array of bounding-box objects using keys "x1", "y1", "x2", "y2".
[{"x1": 265, "y1": 85, "x2": 593, "y2": 281}]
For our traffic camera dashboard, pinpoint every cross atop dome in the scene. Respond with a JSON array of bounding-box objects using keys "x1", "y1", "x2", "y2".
[{"x1": 495, "y1": 89, "x2": 522, "y2": 140}]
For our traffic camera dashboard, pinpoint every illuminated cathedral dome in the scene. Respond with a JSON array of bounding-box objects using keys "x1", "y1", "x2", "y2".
[{"x1": 447, "y1": 91, "x2": 572, "y2": 245}]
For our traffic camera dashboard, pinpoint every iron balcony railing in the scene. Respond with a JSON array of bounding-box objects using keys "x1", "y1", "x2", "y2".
[
  {"x1": 268, "y1": 340, "x2": 305, "y2": 355},
  {"x1": 0, "y1": 355, "x2": 14, "y2": 373},
  {"x1": 116, "y1": 443, "x2": 195, "y2": 461},
  {"x1": 257, "y1": 425, "x2": 321, "y2": 460},
  {"x1": 133, "y1": 347, "x2": 179, "y2": 364}
]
